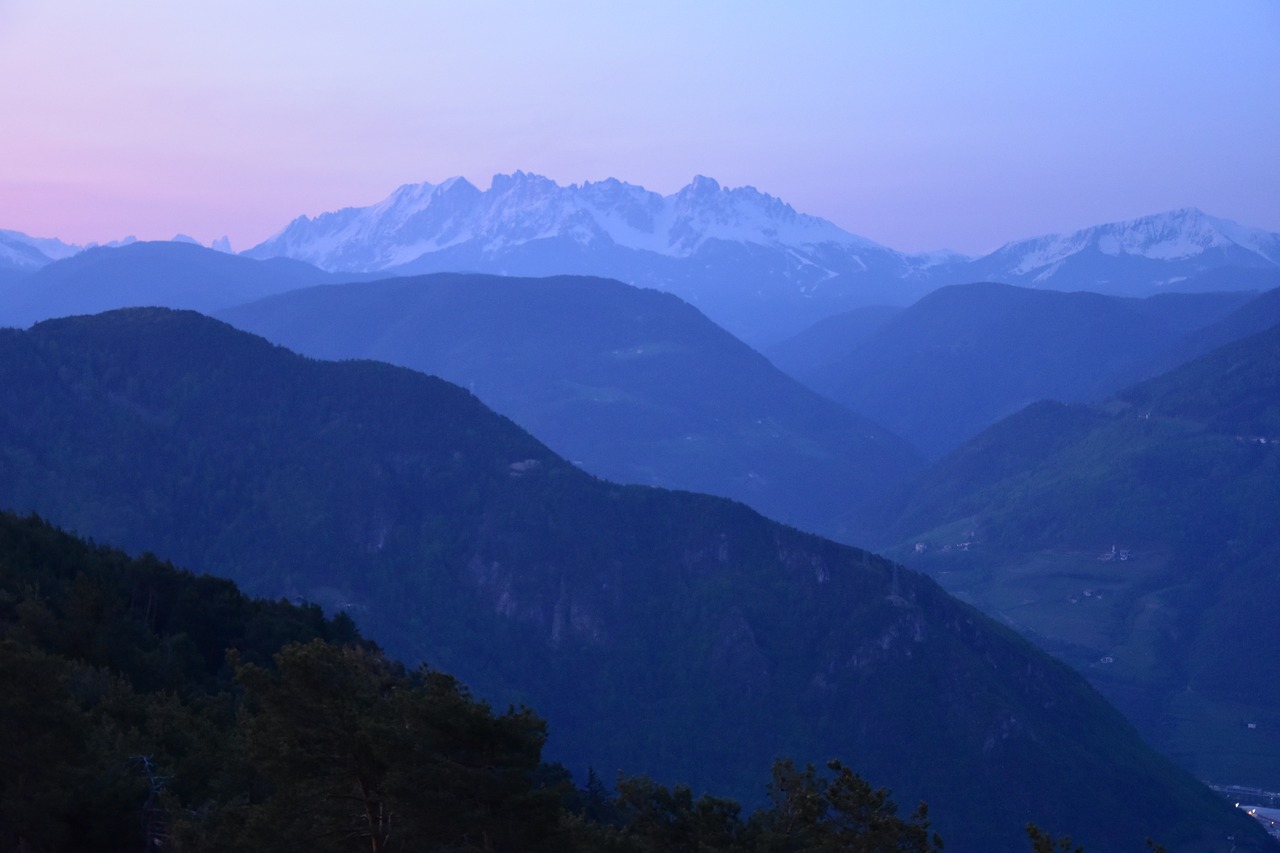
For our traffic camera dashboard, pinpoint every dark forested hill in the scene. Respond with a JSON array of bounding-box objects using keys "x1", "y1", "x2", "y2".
[
  {"x1": 0, "y1": 240, "x2": 366, "y2": 328},
  {"x1": 0, "y1": 308, "x2": 1267, "y2": 852},
  {"x1": 778, "y1": 282, "x2": 1255, "y2": 458},
  {"x1": 0, "y1": 511, "x2": 563, "y2": 852},
  {"x1": 217, "y1": 273, "x2": 920, "y2": 542},
  {"x1": 875, "y1": 324, "x2": 1280, "y2": 791}
]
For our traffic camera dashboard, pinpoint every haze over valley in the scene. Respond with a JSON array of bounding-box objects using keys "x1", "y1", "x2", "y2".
[{"x1": 3, "y1": 3, "x2": 1278, "y2": 851}]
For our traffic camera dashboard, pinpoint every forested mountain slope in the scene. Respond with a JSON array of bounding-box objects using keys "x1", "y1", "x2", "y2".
[
  {"x1": 875, "y1": 323, "x2": 1280, "y2": 790},
  {"x1": 0, "y1": 308, "x2": 1262, "y2": 853}
]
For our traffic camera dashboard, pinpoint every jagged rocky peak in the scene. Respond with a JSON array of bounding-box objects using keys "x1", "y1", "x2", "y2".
[
  {"x1": 434, "y1": 175, "x2": 481, "y2": 198},
  {"x1": 683, "y1": 174, "x2": 722, "y2": 195},
  {"x1": 673, "y1": 175, "x2": 800, "y2": 223},
  {"x1": 576, "y1": 178, "x2": 665, "y2": 234},
  {"x1": 377, "y1": 180, "x2": 438, "y2": 211},
  {"x1": 488, "y1": 170, "x2": 559, "y2": 195},
  {"x1": 243, "y1": 171, "x2": 890, "y2": 273}
]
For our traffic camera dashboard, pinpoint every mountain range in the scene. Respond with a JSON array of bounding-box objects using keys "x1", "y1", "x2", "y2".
[
  {"x1": 241, "y1": 172, "x2": 926, "y2": 345},
  {"x1": 3, "y1": 236, "x2": 1276, "y2": 543},
  {"x1": 0, "y1": 307, "x2": 1268, "y2": 853},
  {"x1": 0, "y1": 240, "x2": 925, "y2": 541},
  {"x1": 240, "y1": 174, "x2": 1280, "y2": 343},
  {"x1": 8, "y1": 174, "x2": 1278, "y2": 344},
  {"x1": 0, "y1": 241, "x2": 371, "y2": 328},
  {"x1": 0, "y1": 228, "x2": 80, "y2": 271},
  {"x1": 768, "y1": 283, "x2": 1262, "y2": 459},
  {"x1": 961, "y1": 208, "x2": 1280, "y2": 294},
  {"x1": 217, "y1": 272, "x2": 921, "y2": 541}
]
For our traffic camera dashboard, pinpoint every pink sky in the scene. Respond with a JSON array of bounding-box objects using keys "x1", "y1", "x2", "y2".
[{"x1": 2, "y1": 1, "x2": 1277, "y2": 255}]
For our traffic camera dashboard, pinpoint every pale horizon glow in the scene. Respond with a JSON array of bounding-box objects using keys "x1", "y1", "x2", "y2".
[{"x1": 2, "y1": 1, "x2": 1277, "y2": 256}]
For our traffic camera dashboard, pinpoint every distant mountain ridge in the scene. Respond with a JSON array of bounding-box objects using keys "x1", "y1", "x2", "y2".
[
  {"x1": 1008, "y1": 208, "x2": 1279, "y2": 267},
  {"x1": 243, "y1": 174, "x2": 1280, "y2": 342},
  {"x1": 773, "y1": 283, "x2": 1259, "y2": 460},
  {"x1": 0, "y1": 240, "x2": 367, "y2": 328},
  {"x1": 963, "y1": 208, "x2": 1280, "y2": 295},
  {"x1": 245, "y1": 172, "x2": 889, "y2": 269},
  {"x1": 242, "y1": 172, "x2": 923, "y2": 343},
  {"x1": 0, "y1": 230, "x2": 230, "y2": 277},
  {"x1": 7, "y1": 181, "x2": 1278, "y2": 342},
  {"x1": 0, "y1": 228, "x2": 81, "y2": 272},
  {"x1": 245, "y1": 175, "x2": 1280, "y2": 281},
  {"x1": 218, "y1": 272, "x2": 922, "y2": 541}
]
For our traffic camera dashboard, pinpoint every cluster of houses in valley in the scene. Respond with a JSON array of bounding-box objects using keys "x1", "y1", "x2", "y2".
[
  {"x1": 1071, "y1": 588, "x2": 1105, "y2": 602},
  {"x1": 913, "y1": 537, "x2": 976, "y2": 556},
  {"x1": 1211, "y1": 784, "x2": 1280, "y2": 839},
  {"x1": 1233, "y1": 799, "x2": 1280, "y2": 841},
  {"x1": 1242, "y1": 805, "x2": 1280, "y2": 840},
  {"x1": 1099, "y1": 544, "x2": 1132, "y2": 562}
]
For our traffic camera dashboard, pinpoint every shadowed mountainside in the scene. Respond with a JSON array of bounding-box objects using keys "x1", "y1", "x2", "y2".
[
  {"x1": 0, "y1": 308, "x2": 1266, "y2": 853},
  {"x1": 218, "y1": 273, "x2": 921, "y2": 542},
  {"x1": 776, "y1": 282, "x2": 1256, "y2": 458}
]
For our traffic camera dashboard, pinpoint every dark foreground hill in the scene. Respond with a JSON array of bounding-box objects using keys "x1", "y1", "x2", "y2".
[
  {"x1": 0, "y1": 309, "x2": 1269, "y2": 852},
  {"x1": 873, "y1": 323, "x2": 1280, "y2": 791},
  {"x1": 217, "y1": 273, "x2": 921, "y2": 541},
  {"x1": 1, "y1": 510, "x2": 963, "y2": 852},
  {"x1": 776, "y1": 282, "x2": 1256, "y2": 459}
]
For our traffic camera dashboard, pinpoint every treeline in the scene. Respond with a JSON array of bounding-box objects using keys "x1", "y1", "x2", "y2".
[{"x1": 0, "y1": 511, "x2": 941, "y2": 852}]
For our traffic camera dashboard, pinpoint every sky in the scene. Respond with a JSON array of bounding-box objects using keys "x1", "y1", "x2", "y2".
[{"x1": 1, "y1": 1, "x2": 1277, "y2": 255}]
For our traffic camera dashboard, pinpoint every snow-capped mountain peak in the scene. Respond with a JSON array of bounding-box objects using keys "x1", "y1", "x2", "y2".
[
  {"x1": 0, "y1": 229, "x2": 82, "y2": 270},
  {"x1": 994, "y1": 207, "x2": 1280, "y2": 276},
  {"x1": 1185, "y1": 208, "x2": 1280, "y2": 264},
  {"x1": 239, "y1": 177, "x2": 1280, "y2": 342},
  {"x1": 245, "y1": 172, "x2": 888, "y2": 272},
  {"x1": 1086, "y1": 207, "x2": 1279, "y2": 262}
]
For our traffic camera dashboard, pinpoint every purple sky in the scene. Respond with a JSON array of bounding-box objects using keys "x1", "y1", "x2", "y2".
[{"x1": 2, "y1": 1, "x2": 1277, "y2": 255}]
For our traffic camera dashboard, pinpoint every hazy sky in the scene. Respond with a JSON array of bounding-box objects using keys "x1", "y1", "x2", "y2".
[{"x1": 2, "y1": 1, "x2": 1277, "y2": 254}]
